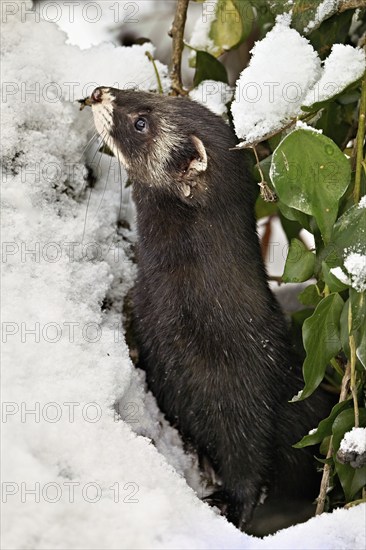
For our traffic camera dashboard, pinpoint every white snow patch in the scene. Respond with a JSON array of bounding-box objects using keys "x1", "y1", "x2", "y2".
[
  {"x1": 344, "y1": 252, "x2": 366, "y2": 292},
  {"x1": 340, "y1": 428, "x2": 366, "y2": 455},
  {"x1": 232, "y1": 17, "x2": 365, "y2": 145},
  {"x1": 330, "y1": 267, "x2": 351, "y2": 286},
  {"x1": 304, "y1": 0, "x2": 340, "y2": 33},
  {"x1": 358, "y1": 195, "x2": 366, "y2": 209},
  {"x1": 304, "y1": 44, "x2": 366, "y2": 106},
  {"x1": 188, "y1": 0, "x2": 219, "y2": 56},
  {"x1": 296, "y1": 120, "x2": 323, "y2": 134},
  {"x1": 189, "y1": 80, "x2": 233, "y2": 116},
  {"x1": 231, "y1": 15, "x2": 321, "y2": 144}
]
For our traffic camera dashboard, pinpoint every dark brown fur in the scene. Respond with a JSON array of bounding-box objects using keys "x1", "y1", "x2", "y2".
[{"x1": 91, "y1": 88, "x2": 331, "y2": 529}]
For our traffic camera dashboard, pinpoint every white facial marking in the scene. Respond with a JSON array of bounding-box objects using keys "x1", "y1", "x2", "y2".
[{"x1": 91, "y1": 88, "x2": 129, "y2": 168}]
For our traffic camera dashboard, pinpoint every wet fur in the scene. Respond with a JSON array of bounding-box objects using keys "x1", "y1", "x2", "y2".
[{"x1": 92, "y1": 89, "x2": 331, "y2": 529}]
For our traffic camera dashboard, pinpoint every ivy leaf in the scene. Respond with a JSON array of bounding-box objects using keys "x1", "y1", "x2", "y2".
[
  {"x1": 297, "y1": 293, "x2": 344, "y2": 400},
  {"x1": 350, "y1": 289, "x2": 366, "y2": 369},
  {"x1": 193, "y1": 51, "x2": 228, "y2": 86},
  {"x1": 329, "y1": 203, "x2": 366, "y2": 263},
  {"x1": 294, "y1": 399, "x2": 351, "y2": 449},
  {"x1": 333, "y1": 408, "x2": 366, "y2": 501},
  {"x1": 298, "y1": 284, "x2": 323, "y2": 307},
  {"x1": 322, "y1": 261, "x2": 349, "y2": 293},
  {"x1": 283, "y1": 239, "x2": 315, "y2": 283},
  {"x1": 251, "y1": 0, "x2": 339, "y2": 35},
  {"x1": 210, "y1": 0, "x2": 254, "y2": 55},
  {"x1": 270, "y1": 129, "x2": 351, "y2": 244}
]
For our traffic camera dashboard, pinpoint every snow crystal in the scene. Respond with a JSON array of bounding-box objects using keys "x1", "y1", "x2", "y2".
[
  {"x1": 340, "y1": 427, "x2": 366, "y2": 455},
  {"x1": 189, "y1": 80, "x2": 232, "y2": 117},
  {"x1": 304, "y1": 0, "x2": 340, "y2": 33},
  {"x1": 231, "y1": 15, "x2": 321, "y2": 144},
  {"x1": 358, "y1": 195, "x2": 366, "y2": 209},
  {"x1": 344, "y1": 252, "x2": 366, "y2": 292},
  {"x1": 304, "y1": 44, "x2": 366, "y2": 106}
]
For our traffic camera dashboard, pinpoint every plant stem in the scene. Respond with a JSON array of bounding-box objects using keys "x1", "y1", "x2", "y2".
[
  {"x1": 315, "y1": 362, "x2": 351, "y2": 515},
  {"x1": 251, "y1": 146, "x2": 277, "y2": 201},
  {"x1": 170, "y1": 0, "x2": 190, "y2": 96},
  {"x1": 145, "y1": 51, "x2": 164, "y2": 95},
  {"x1": 348, "y1": 302, "x2": 360, "y2": 428},
  {"x1": 353, "y1": 65, "x2": 366, "y2": 203}
]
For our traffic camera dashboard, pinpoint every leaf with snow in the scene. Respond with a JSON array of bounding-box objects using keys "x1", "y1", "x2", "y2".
[
  {"x1": 231, "y1": 14, "x2": 321, "y2": 145},
  {"x1": 303, "y1": 44, "x2": 366, "y2": 108},
  {"x1": 263, "y1": 0, "x2": 341, "y2": 34},
  {"x1": 188, "y1": 0, "x2": 253, "y2": 60}
]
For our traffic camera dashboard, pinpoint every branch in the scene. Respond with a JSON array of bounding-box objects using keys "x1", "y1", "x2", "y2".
[
  {"x1": 170, "y1": 0, "x2": 190, "y2": 96},
  {"x1": 353, "y1": 63, "x2": 366, "y2": 204},
  {"x1": 339, "y1": 0, "x2": 366, "y2": 12},
  {"x1": 315, "y1": 363, "x2": 351, "y2": 516}
]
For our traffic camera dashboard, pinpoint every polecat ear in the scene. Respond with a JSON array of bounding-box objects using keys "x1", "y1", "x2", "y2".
[
  {"x1": 179, "y1": 135, "x2": 208, "y2": 200},
  {"x1": 188, "y1": 135, "x2": 208, "y2": 174}
]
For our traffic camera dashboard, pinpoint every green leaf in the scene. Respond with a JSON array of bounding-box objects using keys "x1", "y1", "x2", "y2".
[
  {"x1": 283, "y1": 239, "x2": 315, "y2": 283},
  {"x1": 350, "y1": 289, "x2": 366, "y2": 369},
  {"x1": 322, "y1": 261, "x2": 349, "y2": 293},
  {"x1": 193, "y1": 51, "x2": 228, "y2": 87},
  {"x1": 270, "y1": 129, "x2": 351, "y2": 244},
  {"x1": 251, "y1": 0, "x2": 339, "y2": 35},
  {"x1": 278, "y1": 201, "x2": 311, "y2": 232},
  {"x1": 308, "y1": 11, "x2": 354, "y2": 60},
  {"x1": 298, "y1": 293, "x2": 344, "y2": 400},
  {"x1": 209, "y1": 0, "x2": 254, "y2": 55},
  {"x1": 298, "y1": 284, "x2": 323, "y2": 307},
  {"x1": 294, "y1": 399, "x2": 352, "y2": 448},
  {"x1": 330, "y1": 203, "x2": 366, "y2": 262},
  {"x1": 333, "y1": 408, "x2": 366, "y2": 500}
]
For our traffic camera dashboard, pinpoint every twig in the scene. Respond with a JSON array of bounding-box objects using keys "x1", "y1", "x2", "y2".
[
  {"x1": 170, "y1": 0, "x2": 190, "y2": 96},
  {"x1": 353, "y1": 63, "x2": 366, "y2": 204},
  {"x1": 315, "y1": 363, "x2": 351, "y2": 516},
  {"x1": 348, "y1": 303, "x2": 360, "y2": 428},
  {"x1": 251, "y1": 146, "x2": 277, "y2": 202},
  {"x1": 339, "y1": 0, "x2": 366, "y2": 12}
]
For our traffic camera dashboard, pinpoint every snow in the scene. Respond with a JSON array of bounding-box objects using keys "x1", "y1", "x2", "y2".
[
  {"x1": 344, "y1": 252, "x2": 366, "y2": 292},
  {"x1": 231, "y1": 15, "x2": 321, "y2": 144},
  {"x1": 304, "y1": 44, "x2": 366, "y2": 106},
  {"x1": 340, "y1": 428, "x2": 366, "y2": 455},
  {"x1": 359, "y1": 195, "x2": 366, "y2": 209},
  {"x1": 330, "y1": 267, "x2": 351, "y2": 286},
  {"x1": 2, "y1": 3, "x2": 366, "y2": 549},
  {"x1": 189, "y1": 80, "x2": 233, "y2": 117},
  {"x1": 304, "y1": 0, "x2": 340, "y2": 33},
  {"x1": 296, "y1": 120, "x2": 323, "y2": 133},
  {"x1": 188, "y1": 0, "x2": 219, "y2": 56},
  {"x1": 231, "y1": 15, "x2": 366, "y2": 145},
  {"x1": 330, "y1": 252, "x2": 366, "y2": 292}
]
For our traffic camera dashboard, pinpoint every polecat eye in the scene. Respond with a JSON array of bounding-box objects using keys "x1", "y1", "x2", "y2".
[{"x1": 135, "y1": 118, "x2": 148, "y2": 132}]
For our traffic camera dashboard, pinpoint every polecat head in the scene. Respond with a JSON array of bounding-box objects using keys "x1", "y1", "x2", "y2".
[{"x1": 88, "y1": 86, "x2": 234, "y2": 204}]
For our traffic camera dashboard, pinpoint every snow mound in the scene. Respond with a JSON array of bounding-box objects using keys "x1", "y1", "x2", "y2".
[
  {"x1": 231, "y1": 15, "x2": 321, "y2": 144},
  {"x1": 189, "y1": 80, "x2": 233, "y2": 116},
  {"x1": 231, "y1": 15, "x2": 365, "y2": 146},
  {"x1": 304, "y1": 44, "x2": 366, "y2": 106}
]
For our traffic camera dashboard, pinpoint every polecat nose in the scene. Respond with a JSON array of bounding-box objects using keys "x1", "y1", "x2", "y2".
[{"x1": 90, "y1": 87, "x2": 103, "y2": 104}]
